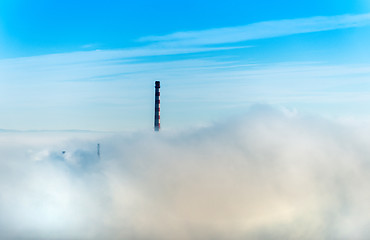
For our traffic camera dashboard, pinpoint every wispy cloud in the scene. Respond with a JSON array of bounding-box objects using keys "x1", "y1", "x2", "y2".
[
  {"x1": 1, "y1": 51, "x2": 370, "y2": 130},
  {"x1": 1, "y1": 13, "x2": 370, "y2": 130},
  {"x1": 140, "y1": 13, "x2": 370, "y2": 46}
]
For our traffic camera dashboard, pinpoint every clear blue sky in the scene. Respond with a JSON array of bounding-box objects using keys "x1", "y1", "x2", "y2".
[{"x1": 1, "y1": 0, "x2": 370, "y2": 131}]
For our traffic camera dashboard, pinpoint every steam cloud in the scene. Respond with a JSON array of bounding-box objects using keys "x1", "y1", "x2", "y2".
[{"x1": 1, "y1": 106, "x2": 370, "y2": 239}]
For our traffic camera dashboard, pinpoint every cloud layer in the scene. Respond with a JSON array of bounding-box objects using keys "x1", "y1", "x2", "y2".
[{"x1": 1, "y1": 106, "x2": 370, "y2": 239}]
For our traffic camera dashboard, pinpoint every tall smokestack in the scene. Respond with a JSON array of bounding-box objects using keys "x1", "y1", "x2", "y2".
[{"x1": 154, "y1": 81, "x2": 160, "y2": 131}]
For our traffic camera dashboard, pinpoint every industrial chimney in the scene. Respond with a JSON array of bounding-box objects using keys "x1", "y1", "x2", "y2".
[{"x1": 154, "y1": 81, "x2": 160, "y2": 131}]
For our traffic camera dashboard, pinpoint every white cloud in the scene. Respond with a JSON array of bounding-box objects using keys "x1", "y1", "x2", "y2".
[{"x1": 1, "y1": 107, "x2": 370, "y2": 239}]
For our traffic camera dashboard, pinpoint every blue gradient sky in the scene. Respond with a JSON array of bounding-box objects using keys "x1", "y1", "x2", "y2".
[{"x1": 1, "y1": 0, "x2": 370, "y2": 131}]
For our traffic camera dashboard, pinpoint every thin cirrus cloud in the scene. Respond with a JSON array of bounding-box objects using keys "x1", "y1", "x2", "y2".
[
  {"x1": 3, "y1": 12, "x2": 370, "y2": 82},
  {"x1": 140, "y1": 13, "x2": 370, "y2": 46}
]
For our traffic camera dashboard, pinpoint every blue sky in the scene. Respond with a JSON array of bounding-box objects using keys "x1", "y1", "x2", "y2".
[{"x1": 1, "y1": 0, "x2": 370, "y2": 131}]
